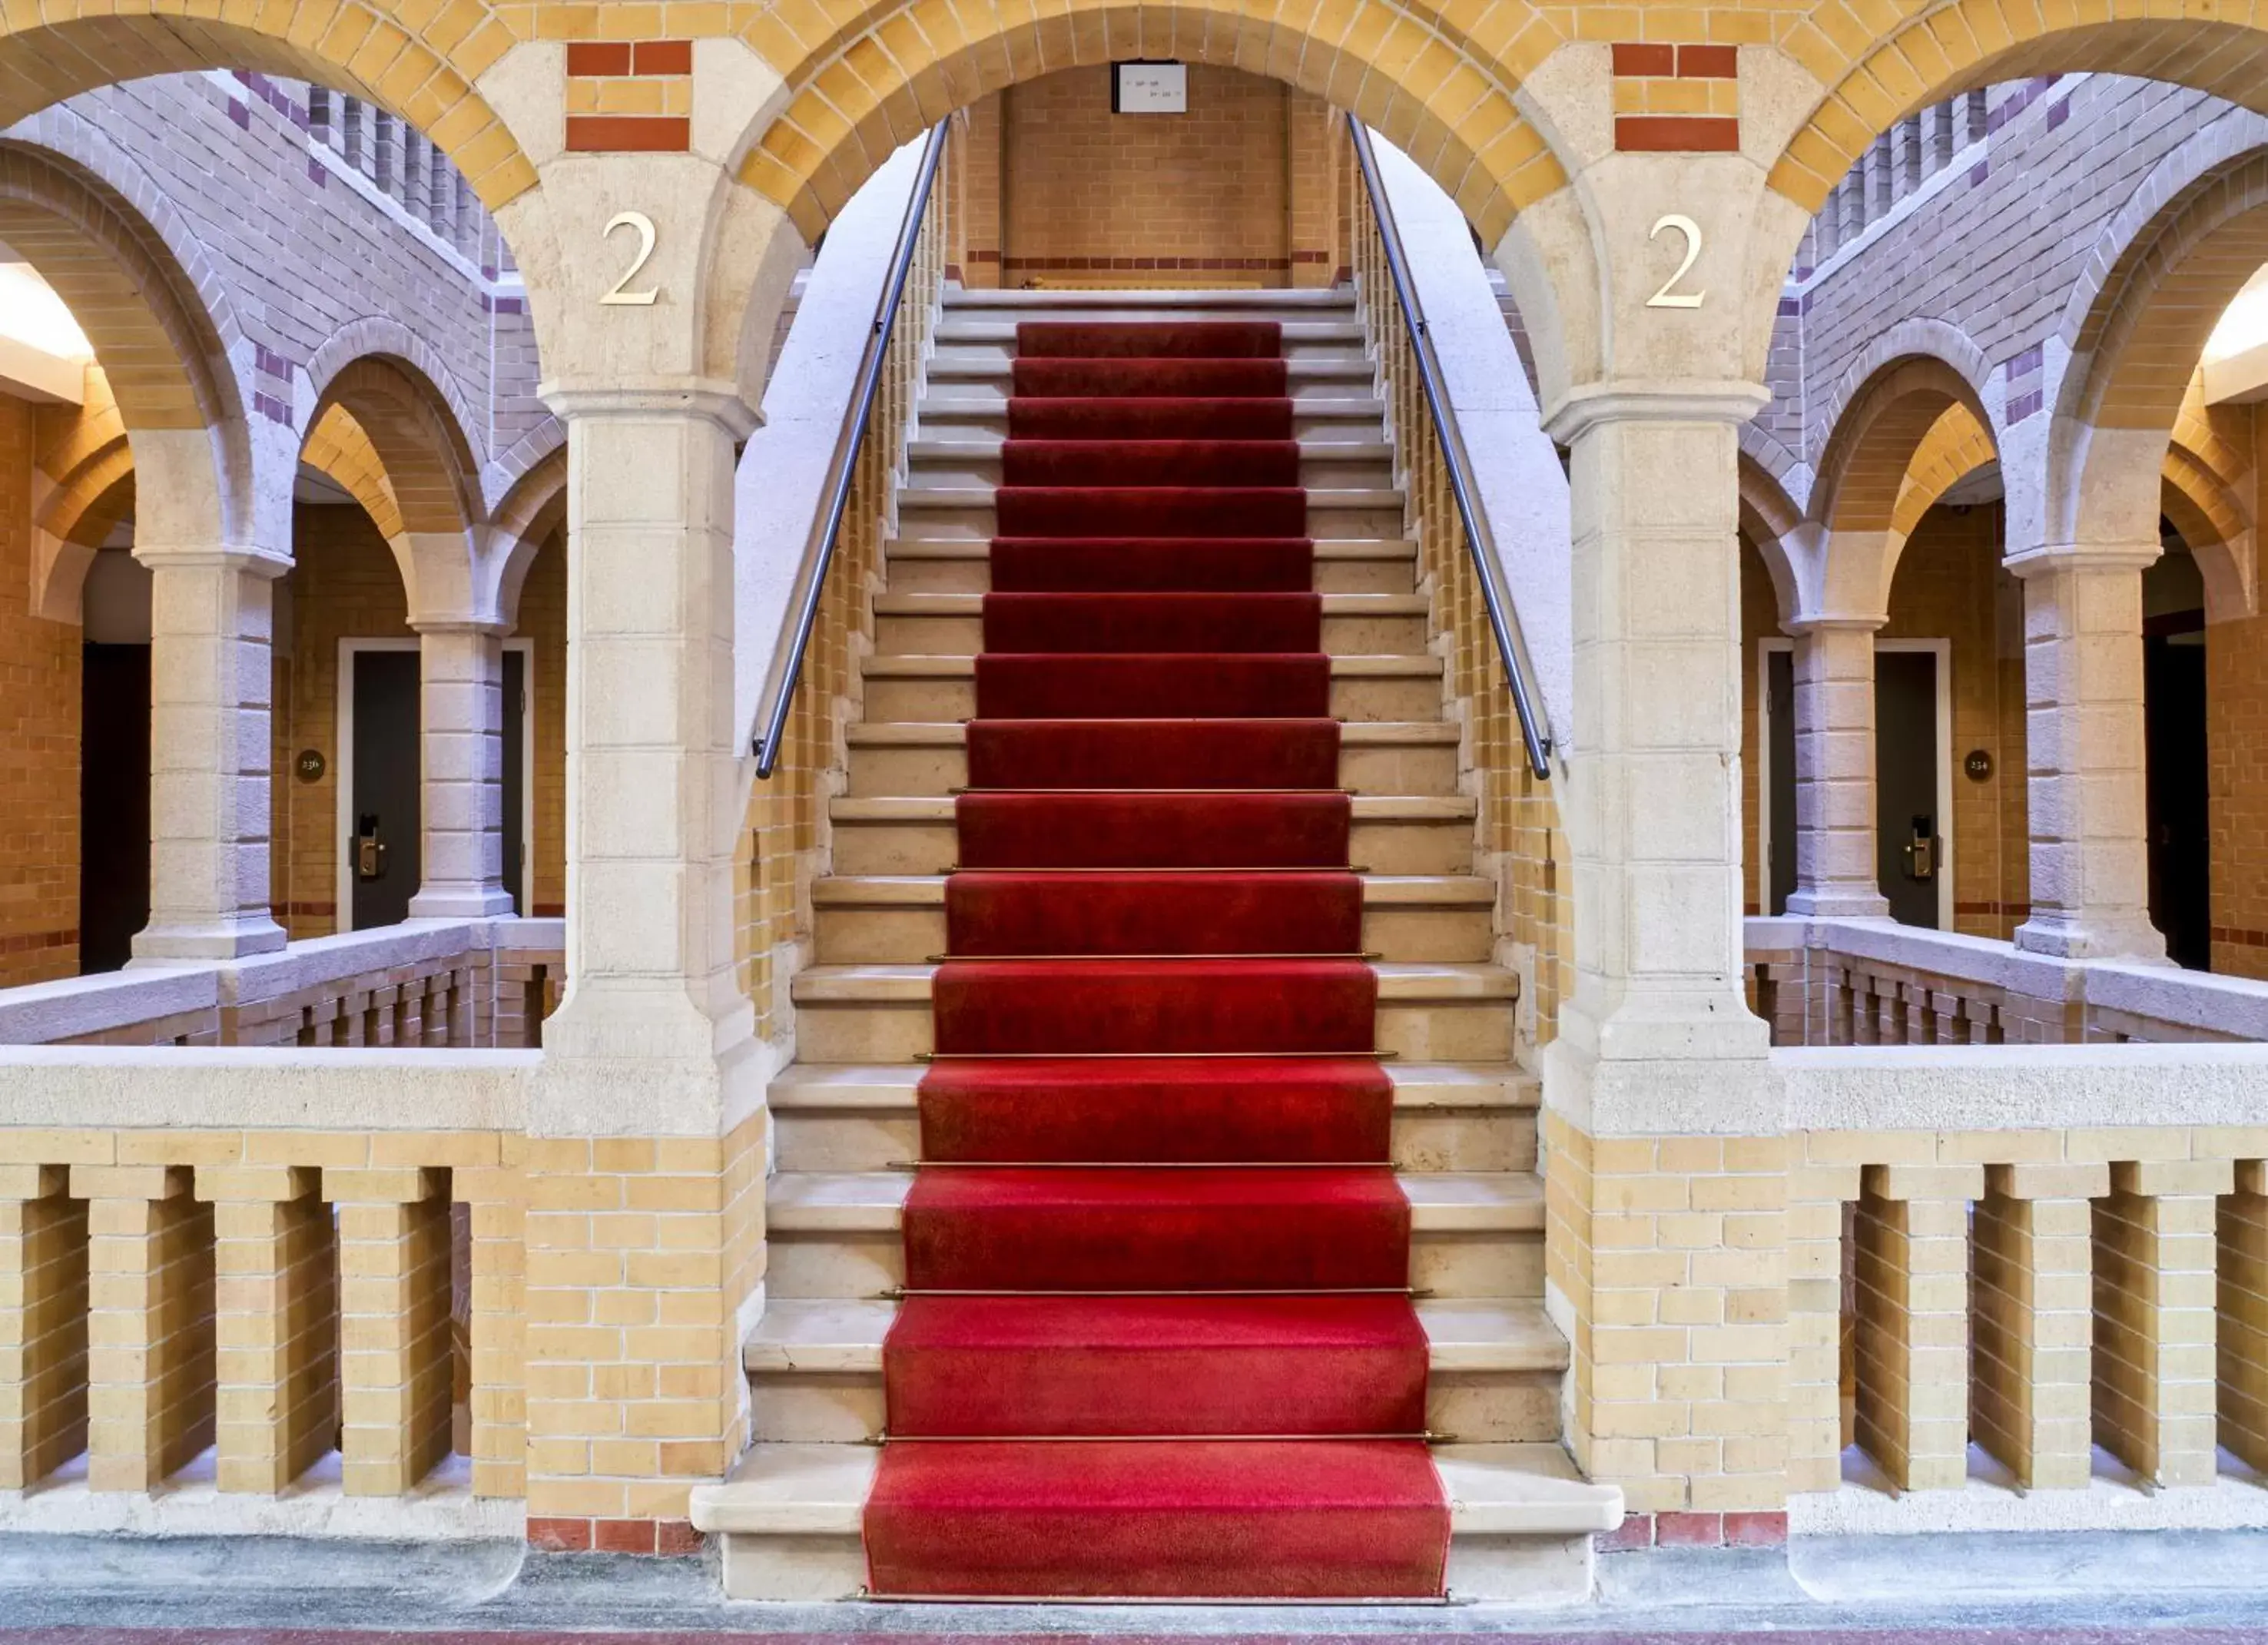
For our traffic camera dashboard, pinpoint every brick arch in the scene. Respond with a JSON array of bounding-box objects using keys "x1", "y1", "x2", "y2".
[
  {"x1": 1769, "y1": 12, "x2": 2268, "y2": 214},
  {"x1": 2160, "y1": 445, "x2": 2254, "y2": 625},
  {"x1": 302, "y1": 403, "x2": 406, "y2": 540},
  {"x1": 488, "y1": 447, "x2": 566, "y2": 626},
  {"x1": 0, "y1": 8, "x2": 535, "y2": 213},
  {"x1": 1739, "y1": 453, "x2": 1803, "y2": 626},
  {"x1": 738, "y1": 0, "x2": 1567, "y2": 249},
  {"x1": 309, "y1": 354, "x2": 482, "y2": 538},
  {"x1": 0, "y1": 140, "x2": 237, "y2": 436},
  {"x1": 1811, "y1": 353, "x2": 1997, "y2": 541},
  {"x1": 1888, "y1": 403, "x2": 1998, "y2": 546},
  {"x1": 2059, "y1": 148, "x2": 2268, "y2": 439},
  {"x1": 304, "y1": 317, "x2": 489, "y2": 476}
]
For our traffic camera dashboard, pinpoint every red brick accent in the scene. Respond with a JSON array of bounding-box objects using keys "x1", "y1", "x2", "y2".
[
  {"x1": 564, "y1": 41, "x2": 632, "y2": 75},
  {"x1": 1677, "y1": 44, "x2": 1739, "y2": 78},
  {"x1": 526, "y1": 1517, "x2": 592, "y2": 1552},
  {"x1": 1616, "y1": 114, "x2": 1741, "y2": 151},
  {"x1": 565, "y1": 116, "x2": 691, "y2": 152},
  {"x1": 1655, "y1": 1511, "x2": 1726, "y2": 1547},
  {"x1": 1598, "y1": 1513, "x2": 1656, "y2": 1551},
  {"x1": 634, "y1": 39, "x2": 693, "y2": 74},
  {"x1": 531, "y1": 1517, "x2": 704, "y2": 1554},
  {"x1": 1724, "y1": 1511, "x2": 1789, "y2": 1546},
  {"x1": 1610, "y1": 41, "x2": 1676, "y2": 76}
]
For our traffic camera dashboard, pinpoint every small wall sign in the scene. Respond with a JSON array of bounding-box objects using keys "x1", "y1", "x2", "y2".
[
  {"x1": 1112, "y1": 61, "x2": 1187, "y2": 114},
  {"x1": 296, "y1": 748, "x2": 327, "y2": 784},
  {"x1": 1963, "y1": 748, "x2": 1994, "y2": 782}
]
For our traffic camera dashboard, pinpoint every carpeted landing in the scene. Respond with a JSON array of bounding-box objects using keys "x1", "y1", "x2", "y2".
[{"x1": 861, "y1": 318, "x2": 1452, "y2": 1600}]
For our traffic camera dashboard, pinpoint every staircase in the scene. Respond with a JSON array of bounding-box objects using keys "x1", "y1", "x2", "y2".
[{"x1": 691, "y1": 286, "x2": 1620, "y2": 1603}]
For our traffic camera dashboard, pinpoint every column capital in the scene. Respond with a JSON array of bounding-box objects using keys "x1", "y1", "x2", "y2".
[
  {"x1": 539, "y1": 380, "x2": 759, "y2": 439},
  {"x1": 2004, "y1": 541, "x2": 2161, "y2": 580},
  {"x1": 129, "y1": 542, "x2": 292, "y2": 581},
  {"x1": 409, "y1": 615, "x2": 512, "y2": 639},
  {"x1": 1540, "y1": 379, "x2": 1770, "y2": 444},
  {"x1": 1783, "y1": 612, "x2": 1885, "y2": 637}
]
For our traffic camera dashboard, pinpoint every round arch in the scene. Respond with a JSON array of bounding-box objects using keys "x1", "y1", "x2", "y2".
[
  {"x1": 0, "y1": 8, "x2": 536, "y2": 213},
  {"x1": 734, "y1": 0, "x2": 1568, "y2": 254},
  {"x1": 307, "y1": 353, "x2": 483, "y2": 539}
]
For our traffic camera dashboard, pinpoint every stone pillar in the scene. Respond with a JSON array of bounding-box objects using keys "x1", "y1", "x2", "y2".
[
  {"x1": 2094, "y1": 1159, "x2": 2230, "y2": 1487},
  {"x1": 1784, "y1": 619, "x2": 1891, "y2": 920},
  {"x1": 1970, "y1": 1162, "x2": 2105, "y2": 1491},
  {"x1": 199, "y1": 1166, "x2": 337, "y2": 1494},
  {"x1": 2008, "y1": 547, "x2": 2165, "y2": 961},
  {"x1": 522, "y1": 386, "x2": 762, "y2": 1549},
  {"x1": 2221, "y1": 1160, "x2": 2268, "y2": 1472},
  {"x1": 75, "y1": 1164, "x2": 215, "y2": 1491},
  {"x1": 1785, "y1": 1160, "x2": 1857, "y2": 1493},
  {"x1": 330, "y1": 1166, "x2": 454, "y2": 1495},
  {"x1": 131, "y1": 546, "x2": 290, "y2": 960},
  {"x1": 0, "y1": 1165, "x2": 85, "y2": 1489},
  {"x1": 407, "y1": 622, "x2": 516, "y2": 920},
  {"x1": 1850, "y1": 1162, "x2": 1979, "y2": 1491},
  {"x1": 1537, "y1": 390, "x2": 1787, "y2": 1525}
]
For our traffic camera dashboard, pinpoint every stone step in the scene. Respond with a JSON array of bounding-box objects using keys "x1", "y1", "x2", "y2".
[
  {"x1": 932, "y1": 315, "x2": 1365, "y2": 354},
  {"x1": 767, "y1": 1060, "x2": 1540, "y2": 1175},
  {"x1": 762, "y1": 1166, "x2": 1543, "y2": 1302},
  {"x1": 943, "y1": 287, "x2": 1358, "y2": 313},
  {"x1": 841, "y1": 718, "x2": 1463, "y2": 799},
  {"x1": 826, "y1": 792, "x2": 1481, "y2": 877},
  {"x1": 903, "y1": 437, "x2": 1394, "y2": 493},
  {"x1": 890, "y1": 484, "x2": 1406, "y2": 541},
  {"x1": 917, "y1": 396, "x2": 1388, "y2": 443},
  {"x1": 857, "y1": 652, "x2": 1444, "y2": 723},
  {"x1": 739, "y1": 1295, "x2": 1566, "y2": 1445},
  {"x1": 689, "y1": 1440, "x2": 1620, "y2": 1601},
  {"x1": 809, "y1": 871, "x2": 1494, "y2": 965},
  {"x1": 880, "y1": 535, "x2": 1418, "y2": 595},
  {"x1": 928, "y1": 339, "x2": 1370, "y2": 373},
  {"x1": 923, "y1": 356, "x2": 1376, "y2": 409},
  {"x1": 870, "y1": 589, "x2": 1431, "y2": 658},
  {"x1": 787, "y1": 959, "x2": 1519, "y2": 1064}
]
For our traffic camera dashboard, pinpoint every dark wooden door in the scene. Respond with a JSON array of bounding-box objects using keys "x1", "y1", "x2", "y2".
[
  {"x1": 79, "y1": 643, "x2": 151, "y2": 972},
  {"x1": 350, "y1": 649, "x2": 421, "y2": 930},
  {"x1": 1875, "y1": 649, "x2": 1941, "y2": 930}
]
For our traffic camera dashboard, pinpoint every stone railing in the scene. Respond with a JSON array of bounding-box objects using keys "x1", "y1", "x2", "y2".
[
  {"x1": 306, "y1": 88, "x2": 489, "y2": 262},
  {"x1": 0, "y1": 1051, "x2": 532, "y2": 1531},
  {"x1": 1348, "y1": 128, "x2": 1573, "y2": 1048},
  {"x1": 0, "y1": 919, "x2": 563, "y2": 1050},
  {"x1": 1747, "y1": 914, "x2": 2268, "y2": 1047},
  {"x1": 1781, "y1": 1043, "x2": 2268, "y2": 1533},
  {"x1": 737, "y1": 130, "x2": 949, "y2": 1040}
]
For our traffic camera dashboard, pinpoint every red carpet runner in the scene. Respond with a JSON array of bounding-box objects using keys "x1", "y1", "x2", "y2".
[{"x1": 862, "y1": 317, "x2": 1451, "y2": 1599}]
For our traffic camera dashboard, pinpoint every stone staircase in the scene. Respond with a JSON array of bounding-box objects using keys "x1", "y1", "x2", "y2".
[{"x1": 691, "y1": 285, "x2": 1619, "y2": 1601}]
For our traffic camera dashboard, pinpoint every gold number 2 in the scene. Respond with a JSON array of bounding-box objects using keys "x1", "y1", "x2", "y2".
[
  {"x1": 1645, "y1": 214, "x2": 1705, "y2": 310},
  {"x1": 600, "y1": 211, "x2": 660, "y2": 306}
]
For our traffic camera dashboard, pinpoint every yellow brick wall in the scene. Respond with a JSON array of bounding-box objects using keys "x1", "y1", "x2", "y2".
[{"x1": 0, "y1": 393, "x2": 84, "y2": 983}]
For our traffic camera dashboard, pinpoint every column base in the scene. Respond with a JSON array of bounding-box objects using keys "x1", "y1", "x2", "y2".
[
  {"x1": 2012, "y1": 914, "x2": 2168, "y2": 965},
  {"x1": 129, "y1": 914, "x2": 288, "y2": 964},
  {"x1": 406, "y1": 887, "x2": 520, "y2": 920}
]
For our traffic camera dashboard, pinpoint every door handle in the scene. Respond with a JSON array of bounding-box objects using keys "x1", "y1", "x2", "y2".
[
  {"x1": 355, "y1": 812, "x2": 388, "y2": 881},
  {"x1": 1902, "y1": 815, "x2": 1938, "y2": 883}
]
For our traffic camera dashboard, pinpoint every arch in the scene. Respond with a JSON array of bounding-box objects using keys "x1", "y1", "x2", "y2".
[
  {"x1": 1738, "y1": 453, "x2": 1804, "y2": 627},
  {"x1": 1770, "y1": 15, "x2": 2268, "y2": 215},
  {"x1": 0, "y1": 140, "x2": 240, "y2": 437},
  {"x1": 486, "y1": 418, "x2": 565, "y2": 518},
  {"x1": 1807, "y1": 317, "x2": 1997, "y2": 473},
  {"x1": 307, "y1": 354, "x2": 482, "y2": 539},
  {"x1": 0, "y1": 8, "x2": 536, "y2": 213},
  {"x1": 486, "y1": 446, "x2": 567, "y2": 626},
  {"x1": 735, "y1": 0, "x2": 1567, "y2": 252},
  {"x1": 30, "y1": 441, "x2": 134, "y2": 622},
  {"x1": 301, "y1": 404, "x2": 406, "y2": 539},
  {"x1": 1810, "y1": 350, "x2": 1997, "y2": 540},
  {"x1": 2160, "y1": 445, "x2": 2256, "y2": 624},
  {"x1": 303, "y1": 317, "x2": 489, "y2": 477},
  {"x1": 1888, "y1": 402, "x2": 1999, "y2": 545}
]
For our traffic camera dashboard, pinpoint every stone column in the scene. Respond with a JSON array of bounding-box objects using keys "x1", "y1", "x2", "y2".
[
  {"x1": 1537, "y1": 390, "x2": 1787, "y2": 1524},
  {"x1": 0, "y1": 1165, "x2": 85, "y2": 1489},
  {"x1": 199, "y1": 1165, "x2": 337, "y2": 1494},
  {"x1": 329, "y1": 1166, "x2": 454, "y2": 1496},
  {"x1": 1784, "y1": 619, "x2": 1891, "y2": 920},
  {"x1": 1970, "y1": 1162, "x2": 2105, "y2": 1491},
  {"x1": 523, "y1": 386, "x2": 762, "y2": 1549},
  {"x1": 2007, "y1": 546, "x2": 2164, "y2": 961},
  {"x1": 75, "y1": 1164, "x2": 215, "y2": 1491},
  {"x1": 407, "y1": 622, "x2": 516, "y2": 920},
  {"x1": 2094, "y1": 1159, "x2": 2230, "y2": 1487},
  {"x1": 1851, "y1": 1162, "x2": 1980, "y2": 1491},
  {"x1": 131, "y1": 546, "x2": 290, "y2": 961}
]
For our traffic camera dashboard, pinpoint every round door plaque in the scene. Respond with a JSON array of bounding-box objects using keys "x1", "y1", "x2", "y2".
[{"x1": 295, "y1": 748, "x2": 327, "y2": 784}]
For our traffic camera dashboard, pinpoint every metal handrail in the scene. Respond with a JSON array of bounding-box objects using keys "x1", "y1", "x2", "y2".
[
  {"x1": 1346, "y1": 116, "x2": 1553, "y2": 779},
  {"x1": 753, "y1": 120, "x2": 950, "y2": 777}
]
